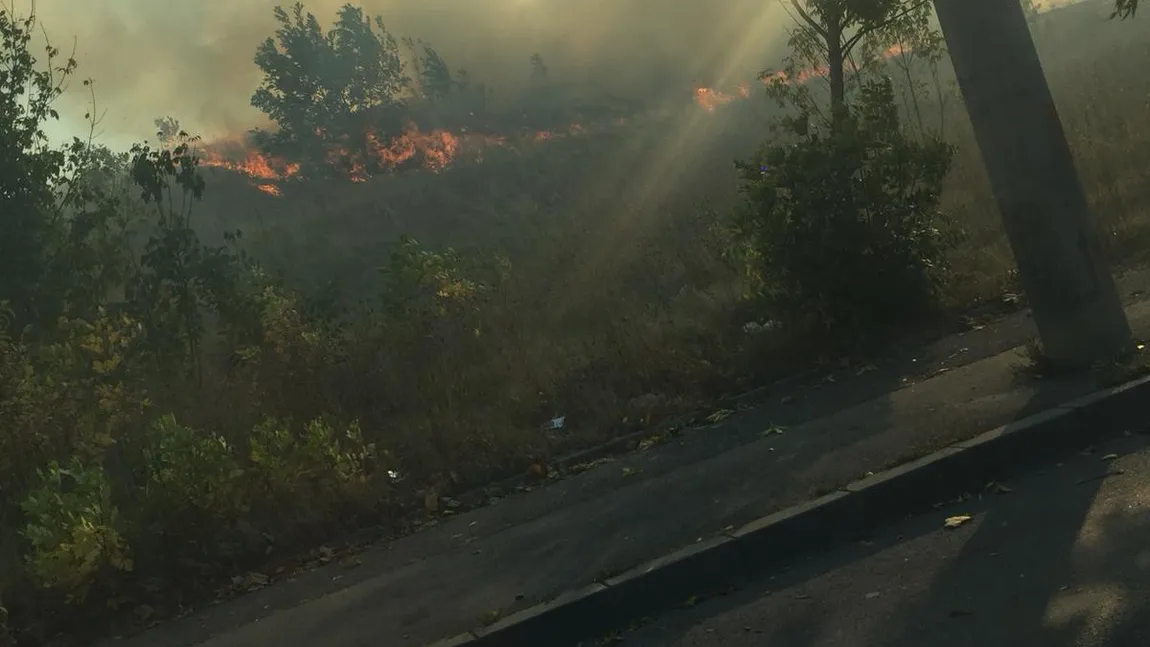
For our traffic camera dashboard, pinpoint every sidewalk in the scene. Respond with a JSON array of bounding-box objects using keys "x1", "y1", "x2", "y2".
[
  {"x1": 621, "y1": 428, "x2": 1150, "y2": 647},
  {"x1": 97, "y1": 270, "x2": 1150, "y2": 647}
]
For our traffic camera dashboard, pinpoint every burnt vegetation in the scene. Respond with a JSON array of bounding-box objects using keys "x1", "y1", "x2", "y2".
[{"x1": 0, "y1": 0, "x2": 1146, "y2": 644}]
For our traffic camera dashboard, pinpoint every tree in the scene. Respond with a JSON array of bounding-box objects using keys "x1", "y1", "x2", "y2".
[
  {"x1": 766, "y1": 0, "x2": 932, "y2": 128},
  {"x1": 250, "y1": 3, "x2": 409, "y2": 168},
  {"x1": 733, "y1": 77, "x2": 954, "y2": 339},
  {"x1": 867, "y1": 1, "x2": 949, "y2": 138},
  {"x1": 403, "y1": 37, "x2": 454, "y2": 103},
  {"x1": 0, "y1": 8, "x2": 137, "y2": 332},
  {"x1": 931, "y1": 0, "x2": 1133, "y2": 365},
  {"x1": 0, "y1": 8, "x2": 70, "y2": 328}
]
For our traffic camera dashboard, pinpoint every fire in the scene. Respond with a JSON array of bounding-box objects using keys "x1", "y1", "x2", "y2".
[
  {"x1": 694, "y1": 43, "x2": 912, "y2": 111},
  {"x1": 193, "y1": 42, "x2": 915, "y2": 194},
  {"x1": 196, "y1": 121, "x2": 594, "y2": 194},
  {"x1": 199, "y1": 143, "x2": 301, "y2": 182},
  {"x1": 372, "y1": 124, "x2": 461, "y2": 171},
  {"x1": 533, "y1": 123, "x2": 588, "y2": 142},
  {"x1": 693, "y1": 86, "x2": 740, "y2": 112}
]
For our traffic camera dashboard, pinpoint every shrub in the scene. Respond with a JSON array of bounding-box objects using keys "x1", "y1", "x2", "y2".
[
  {"x1": 248, "y1": 416, "x2": 379, "y2": 529},
  {"x1": 19, "y1": 459, "x2": 132, "y2": 602},
  {"x1": 732, "y1": 77, "x2": 956, "y2": 341},
  {"x1": 0, "y1": 311, "x2": 149, "y2": 521},
  {"x1": 127, "y1": 414, "x2": 248, "y2": 566}
]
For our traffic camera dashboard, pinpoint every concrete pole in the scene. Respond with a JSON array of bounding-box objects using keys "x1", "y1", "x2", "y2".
[{"x1": 931, "y1": 0, "x2": 1133, "y2": 367}]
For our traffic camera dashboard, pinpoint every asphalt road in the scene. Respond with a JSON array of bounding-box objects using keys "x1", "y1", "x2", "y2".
[{"x1": 617, "y1": 430, "x2": 1150, "y2": 647}]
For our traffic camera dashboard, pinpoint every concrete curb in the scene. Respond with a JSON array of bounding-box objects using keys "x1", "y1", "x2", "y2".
[{"x1": 424, "y1": 374, "x2": 1150, "y2": 647}]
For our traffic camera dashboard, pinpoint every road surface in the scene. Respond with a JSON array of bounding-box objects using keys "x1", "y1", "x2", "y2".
[{"x1": 619, "y1": 431, "x2": 1150, "y2": 647}]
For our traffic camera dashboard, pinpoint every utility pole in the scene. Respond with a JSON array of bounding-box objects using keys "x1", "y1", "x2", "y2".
[{"x1": 932, "y1": 0, "x2": 1133, "y2": 366}]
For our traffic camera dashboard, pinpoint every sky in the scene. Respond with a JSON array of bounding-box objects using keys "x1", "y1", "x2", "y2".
[{"x1": 20, "y1": 0, "x2": 791, "y2": 151}]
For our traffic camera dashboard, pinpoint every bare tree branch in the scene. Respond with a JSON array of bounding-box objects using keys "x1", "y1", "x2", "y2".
[
  {"x1": 791, "y1": 0, "x2": 831, "y2": 39},
  {"x1": 1111, "y1": 0, "x2": 1138, "y2": 19},
  {"x1": 842, "y1": 0, "x2": 930, "y2": 58}
]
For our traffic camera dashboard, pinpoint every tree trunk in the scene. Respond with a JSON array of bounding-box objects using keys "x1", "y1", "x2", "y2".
[
  {"x1": 933, "y1": 0, "x2": 1132, "y2": 367},
  {"x1": 826, "y1": 14, "x2": 847, "y2": 129}
]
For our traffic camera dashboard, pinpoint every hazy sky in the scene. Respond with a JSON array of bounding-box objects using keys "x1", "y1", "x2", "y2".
[{"x1": 22, "y1": 0, "x2": 790, "y2": 150}]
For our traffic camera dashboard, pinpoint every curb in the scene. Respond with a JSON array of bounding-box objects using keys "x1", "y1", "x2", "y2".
[{"x1": 425, "y1": 374, "x2": 1150, "y2": 647}]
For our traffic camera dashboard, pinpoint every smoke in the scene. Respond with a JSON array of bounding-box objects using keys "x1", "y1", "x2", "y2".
[{"x1": 23, "y1": 0, "x2": 789, "y2": 148}]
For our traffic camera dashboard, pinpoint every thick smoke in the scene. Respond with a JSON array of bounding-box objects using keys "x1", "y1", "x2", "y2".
[{"x1": 26, "y1": 0, "x2": 788, "y2": 147}]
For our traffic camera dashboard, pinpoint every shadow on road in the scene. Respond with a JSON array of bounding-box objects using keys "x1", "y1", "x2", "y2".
[{"x1": 624, "y1": 381, "x2": 1150, "y2": 647}]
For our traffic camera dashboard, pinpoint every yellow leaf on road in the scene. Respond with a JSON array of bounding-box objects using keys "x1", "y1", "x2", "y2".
[{"x1": 944, "y1": 514, "x2": 973, "y2": 529}]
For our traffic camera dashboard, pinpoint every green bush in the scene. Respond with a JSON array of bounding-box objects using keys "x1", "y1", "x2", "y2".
[
  {"x1": 19, "y1": 459, "x2": 132, "y2": 602},
  {"x1": 0, "y1": 311, "x2": 149, "y2": 519},
  {"x1": 248, "y1": 416, "x2": 379, "y2": 526},
  {"x1": 127, "y1": 414, "x2": 248, "y2": 565},
  {"x1": 732, "y1": 77, "x2": 956, "y2": 339}
]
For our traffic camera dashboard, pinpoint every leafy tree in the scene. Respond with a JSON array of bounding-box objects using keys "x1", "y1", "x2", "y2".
[
  {"x1": 733, "y1": 77, "x2": 955, "y2": 339},
  {"x1": 867, "y1": 1, "x2": 949, "y2": 138},
  {"x1": 764, "y1": 0, "x2": 933, "y2": 128},
  {"x1": 125, "y1": 123, "x2": 253, "y2": 380},
  {"x1": 403, "y1": 37, "x2": 454, "y2": 103},
  {"x1": 0, "y1": 8, "x2": 138, "y2": 333},
  {"x1": 250, "y1": 3, "x2": 409, "y2": 170}
]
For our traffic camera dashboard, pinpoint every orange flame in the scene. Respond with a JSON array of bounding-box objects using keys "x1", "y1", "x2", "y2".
[
  {"x1": 693, "y1": 86, "x2": 739, "y2": 112},
  {"x1": 197, "y1": 121, "x2": 615, "y2": 194},
  {"x1": 695, "y1": 43, "x2": 911, "y2": 111},
  {"x1": 199, "y1": 143, "x2": 301, "y2": 182}
]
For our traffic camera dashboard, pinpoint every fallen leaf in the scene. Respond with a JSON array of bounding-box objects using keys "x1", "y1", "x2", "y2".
[
  {"x1": 706, "y1": 409, "x2": 734, "y2": 424},
  {"x1": 684, "y1": 595, "x2": 698, "y2": 607},
  {"x1": 944, "y1": 514, "x2": 973, "y2": 529},
  {"x1": 1102, "y1": 453, "x2": 1120, "y2": 461},
  {"x1": 621, "y1": 467, "x2": 641, "y2": 477},
  {"x1": 762, "y1": 425, "x2": 786, "y2": 436},
  {"x1": 986, "y1": 481, "x2": 1014, "y2": 494}
]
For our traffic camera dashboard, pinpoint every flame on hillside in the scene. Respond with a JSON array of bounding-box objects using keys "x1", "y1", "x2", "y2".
[
  {"x1": 200, "y1": 44, "x2": 912, "y2": 195},
  {"x1": 692, "y1": 43, "x2": 909, "y2": 111},
  {"x1": 198, "y1": 143, "x2": 301, "y2": 196},
  {"x1": 198, "y1": 119, "x2": 621, "y2": 195}
]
